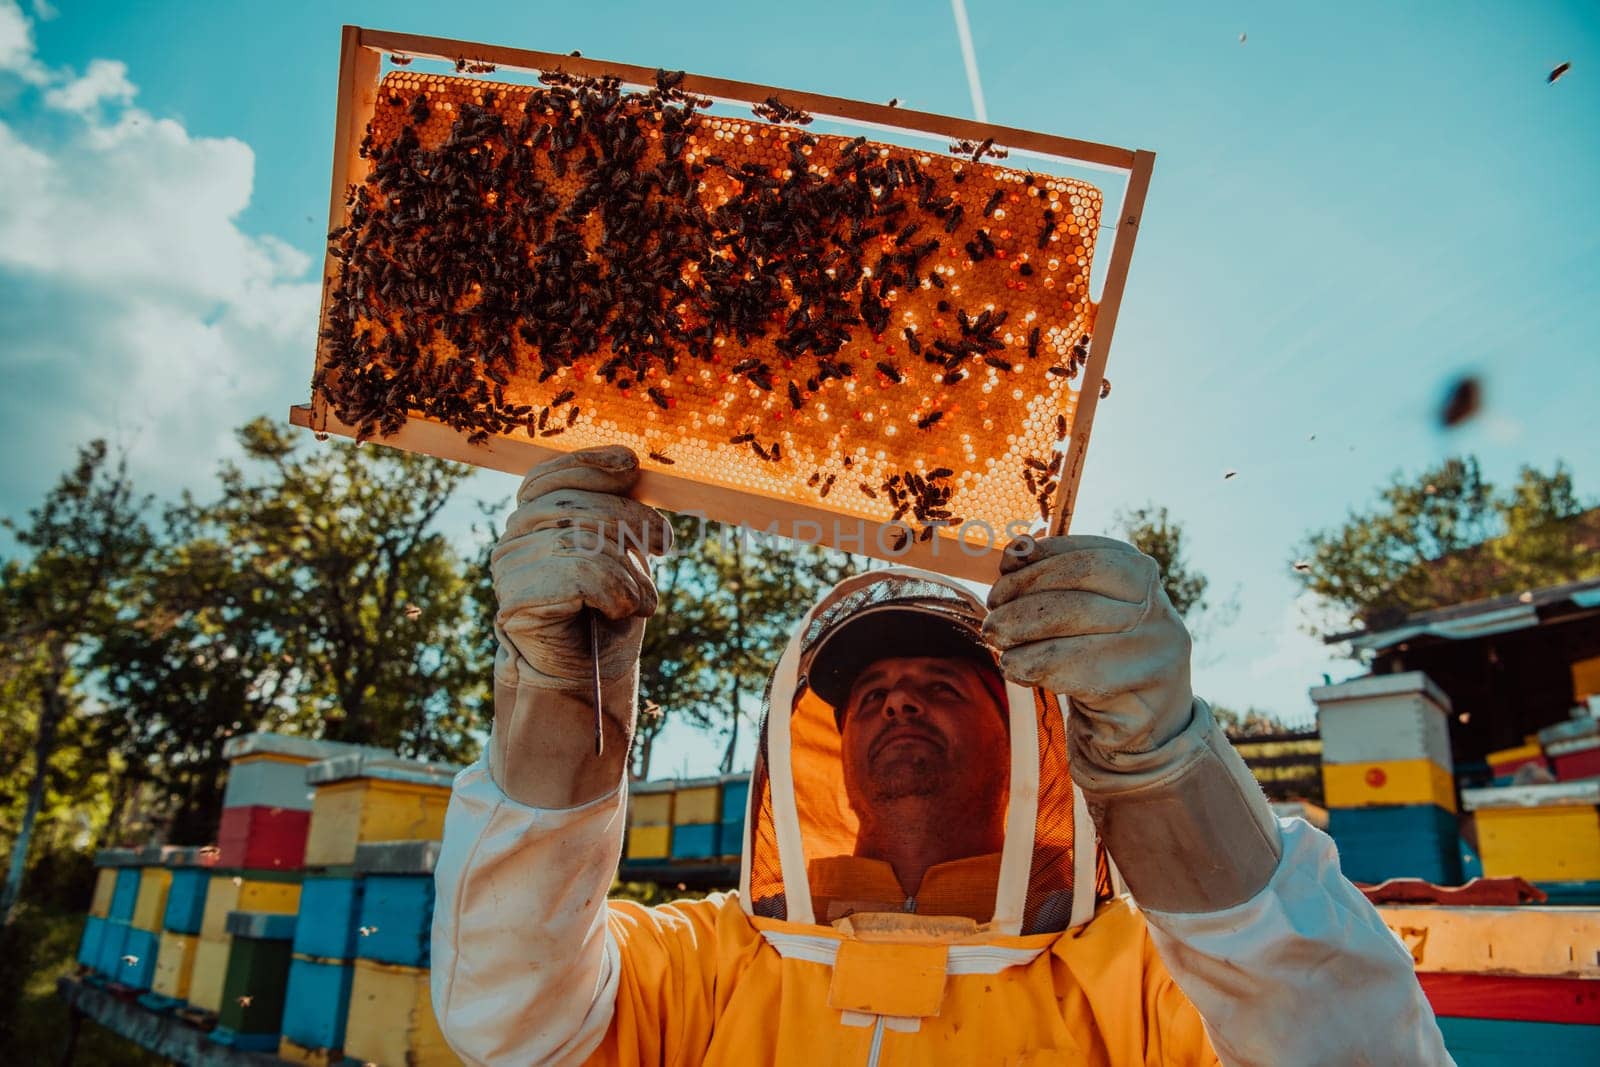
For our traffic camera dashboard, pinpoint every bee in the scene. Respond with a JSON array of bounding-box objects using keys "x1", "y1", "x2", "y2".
[
  {"x1": 943, "y1": 205, "x2": 965, "y2": 234},
  {"x1": 859, "y1": 482, "x2": 877, "y2": 498},
  {"x1": 895, "y1": 223, "x2": 920, "y2": 246},
  {"x1": 903, "y1": 328, "x2": 921, "y2": 355},
  {"x1": 984, "y1": 355, "x2": 1012, "y2": 371},
  {"x1": 929, "y1": 272, "x2": 945, "y2": 289},
  {"x1": 970, "y1": 137, "x2": 995, "y2": 163},
  {"x1": 915, "y1": 410, "x2": 944, "y2": 429},
  {"x1": 1055, "y1": 414, "x2": 1067, "y2": 436},
  {"x1": 788, "y1": 381, "x2": 804, "y2": 410},
  {"x1": 1028, "y1": 327, "x2": 1041, "y2": 360},
  {"x1": 752, "y1": 441, "x2": 771, "y2": 461},
  {"x1": 1038, "y1": 220, "x2": 1056, "y2": 249},
  {"x1": 390, "y1": 54, "x2": 413, "y2": 66},
  {"x1": 808, "y1": 472, "x2": 821, "y2": 487},
  {"x1": 730, "y1": 431, "x2": 756, "y2": 444},
  {"x1": 1019, "y1": 262, "x2": 1034, "y2": 277},
  {"x1": 567, "y1": 405, "x2": 580, "y2": 425},
  {"x1": 540, "y1": 426, "x2": 566, "y2": 437},
  {"x1": 551, "y1": 388, "x2": 576, "y2": 406},
  {"x1": 1099, "y1": 378, "x2": 1111, "y2": 399},
  {"x1": 820, "y1": 475, "x2": 835, "y2": 497},
  {"x1": 928, "y1": 467, "x2": 953, "y2": 479},
  {"x1": 982, "y1": 189, "x2": 1004, "y2": 217},
  {"x1": 1047, "y1": 365, "x2": 1071, "y2": 378},
  {"x1": 887, "y1": 97, "x2": 900, "y2": 107},
  {"x1": 876, "y1": 361, "x2": 903, "y2": 383},
  {"x1": 648, "y1": 450, "x2": 675, "y2": 465}
]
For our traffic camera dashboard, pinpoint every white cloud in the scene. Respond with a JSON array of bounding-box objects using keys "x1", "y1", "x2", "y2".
[
  {"x1": 43, "y1": 57, "x2": 135, "y2": 113},
  {"x1": 0, "y1": 0, "x2": 320, "y2": 523},
  {"x1": 0, "y1": 0, "x2": 47, "y2": 84}
]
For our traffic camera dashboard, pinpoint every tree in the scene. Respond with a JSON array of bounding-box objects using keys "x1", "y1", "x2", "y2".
[
  {"x1": 1116, "y1": 504, "x2": 1209, "y2": 620},
  {"x1": 0, "y1": 443, "x2": 152, "y2": 923},
  {"x1": 1292, "y1": 457, "x2": 1597, "y2": 632},
  {"x1": 99, "y1": 419, "x2": 490, "y2": 815}
]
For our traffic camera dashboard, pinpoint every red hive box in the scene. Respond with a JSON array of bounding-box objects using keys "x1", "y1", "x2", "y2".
[{"x1": 217, "y1": 806, "x2": 311, "y2": 871}]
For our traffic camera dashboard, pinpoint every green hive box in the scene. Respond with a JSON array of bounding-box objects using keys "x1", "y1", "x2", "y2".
[{"x1": 210, "y1": 911, "x2": 296, "y2": 1052}]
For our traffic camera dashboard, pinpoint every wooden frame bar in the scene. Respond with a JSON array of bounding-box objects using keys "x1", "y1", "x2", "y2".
[{"x1": 300, "y1": 25, "x2": 1155, "y2": 578}]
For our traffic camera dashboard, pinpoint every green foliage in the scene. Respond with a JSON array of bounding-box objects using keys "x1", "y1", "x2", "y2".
[
  {"x1": 1292, "y1": 457, "x2": 1597, "y2": 631},
  {"x1": 1116, "y1": 503, "x2": 1209, "y2": 621}
]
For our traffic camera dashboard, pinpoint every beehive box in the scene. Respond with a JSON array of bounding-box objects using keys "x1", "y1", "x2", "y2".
[
  {"x1": 151, "y1": 930, "x2": 198, "y2": 1001},
  {"x1": 77, "y1": 915, "x2": 107, "y2": 970},
  {"x1": 94, "y1": 919, "x2": 129, "y2": 978},
  {"x1": 1464, "y1": 781, "x2": 1600, "y2": 882},
  {"x1": 1311, "y1": 671, "x2": 1454, "y2": 768},
  {"x1": 279, "y1": 955, "x2": 356, "y2": 1062},
  {"x1": 116, "y1": 927, "x2": 160, "y2": 989},
  {"x1": 344, "y1": 956, "x2": 454, "y2": 1067},
  {"x1": 131, "y1": 867, "x2": 172, "y2": 932},
  {"x1": 108, "y1": 866, "x2": 141, "y2": 922},
  {"x1": 89, "y1": 866, "x2": 118, "y2": 919},
  {"x1": 1328, "y1": 804, "x2": 1460, "y2": 885},
  {"x1": 296, "y1": 27, "x2": 1154, "y2": 580},
  {"x1": 353, "y1": 841, "x2": 440, "y2": 968},
  {"x1": 1547, "y1": 734, "x2": 1600, "y2": 783},
  {"x1": 721, "y1": 775, "x2": 750, "y2": 858},
  {"x1": 200, "y1": 872, "x2": 302, "y2": 939},
  {"x1": 1323, "y1": 758, "x2": 1458, "y2": 813},
  {"x1": 162, "y1": 863, "x2": 214, "y2": 936},
  {"x1": 211, "y1": 912, "x2": 297, "y2": 1052},
  {"x1": 216, "y1": 804, "x2": 312, "y2": 870},
  {"x1": 187, "y1": 934, "x2": 232, "y2": 1013},
  {"x1": 303, "y1": 754, "x2": 457, "y2": 868},
  {"x1": 292, "y1": 875, "x2": 365, "y2": 961},
  {"x1": 221, "y1": 732, "x2": 389, "y2": 807}
]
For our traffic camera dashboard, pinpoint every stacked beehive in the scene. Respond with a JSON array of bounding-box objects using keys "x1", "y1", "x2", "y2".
[
  {"x1": 669, "y1": 777, "x2": 723, "y2": 862},
  {"x1": 78, "y1": 848, "x2": 138, "y2": 979},
  {"x1": 279, "y1": 753, "x2": 457, "y2": 1066},
  {"x1": 624, "y1": 779, "x2": 676, "y2": 865},
  {"x1": 1312, "y1": 672, "x2": 1462, "y2": 885},
  {"x1": 137, "y1": 846, "x2": 219, "y2": 1012},
  {"x1": 343, "y1": 841, "x2": 454, "y2": 1066},
  {"x1": 185, "y1": 733, "x2": 379, "y2": 1024},
  {"x1": 210, "y1": 911, "x2": 299, "y2": 1050}
]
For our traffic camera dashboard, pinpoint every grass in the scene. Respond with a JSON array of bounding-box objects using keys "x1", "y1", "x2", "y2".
[{"x1": 1, "y1": 904, "x2": 168, "y2": 1067}]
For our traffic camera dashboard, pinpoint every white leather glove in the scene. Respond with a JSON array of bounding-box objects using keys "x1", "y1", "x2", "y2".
[
  {"x1": 491, "y1": 445, "x2": 673, "y2": 692},
  {"x1": 982, "y1": 535, "x2": 1281, "y2": 913},
  {"x1": 980, "y1": 535, "x2": 1195, "y2": 768}
]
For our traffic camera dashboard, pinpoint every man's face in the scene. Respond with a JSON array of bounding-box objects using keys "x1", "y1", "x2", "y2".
[{"x1": 839, "y1": 656, "x2": 1010, "y2": 809}]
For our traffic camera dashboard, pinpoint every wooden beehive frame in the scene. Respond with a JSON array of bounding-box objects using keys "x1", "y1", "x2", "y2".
[{"x1": 292, "y1": 25, "x2": 1154, "y2": 581}]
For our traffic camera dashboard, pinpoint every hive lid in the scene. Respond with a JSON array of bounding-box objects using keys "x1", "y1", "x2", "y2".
[
  {"x1": 1461, "y1": 779, "x2": 1600, "y2": 811},
  {"x1": 1537, "y1": 717, "x2": 1599, "y2": 748},
  {"x1": 221, "y1": 731, "x2": 390, "y2": 764},
  {"x1": 225, "y1": 910, "x2": 299, "y2": 940},
  {"x1": 1544, "y1": 733, "x2": 1600, "y2": 758},
  {"x1": 305, "y1": 752, "x2": 460, "y2": 788},
  {"x1": 354, "y1": 840, "x2": 443, "y2": 875},
  {"x1": 94, "y1": 848, "x2": 142, "y2": 868},
  {"x1": 1309, "y1": 670, "x2": 1451, "y2": 712}
]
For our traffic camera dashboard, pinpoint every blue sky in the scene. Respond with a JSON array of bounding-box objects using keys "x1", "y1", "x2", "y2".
[{"x1": 2, "y1": 1, "x2": 1596, "y2": 776}]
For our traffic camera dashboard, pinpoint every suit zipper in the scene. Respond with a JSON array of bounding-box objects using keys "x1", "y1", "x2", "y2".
[{"x1": 865, "y1": 1015, "x2": 886, "y2": 1067}]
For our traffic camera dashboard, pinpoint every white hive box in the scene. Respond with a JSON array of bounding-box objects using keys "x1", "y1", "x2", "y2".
[{"x1": 1311, "y1": 671, "x2": 1454, "y2": 768}]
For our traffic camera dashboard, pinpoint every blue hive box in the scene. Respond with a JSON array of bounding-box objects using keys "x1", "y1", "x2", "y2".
[
  {"x1": 77, "y1": 916, "x2": 106, "y2": 969},
  {"x1": 670, "y1": 823, "x2": 718, "y2": 860},
  {"x1": 94, "y1": 920, "x2": 130, "y2": 978},
  {"x1": 292, "y1": 876, "x2": 364, "y2": 961},
  {"x1": 162, "y1": 867, "x2": 211, "y2": 935},
  {"x1": 280, "y1": 955, "x2": 355, "y2": 1053},
  {"x1": 108, "y1": 868, "x2": 141, "y2": 922},
  {"x1": 1328, "y1": 804, "x2": 1461, "y2": 885},
  {"x1": 352, "y1": 841, "x2": 441, "y2": 969},
  {"x1": 116, "y1": 928, "x2": 160, "y2": 990}
]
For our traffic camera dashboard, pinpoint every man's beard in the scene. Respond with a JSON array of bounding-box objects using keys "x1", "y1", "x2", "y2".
[{"x1": 868, "y1": 748, "x2": 952, "y2": 802}]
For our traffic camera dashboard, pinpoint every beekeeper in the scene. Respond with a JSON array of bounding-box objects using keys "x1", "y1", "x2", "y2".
[{"x1": 432, "y1": 445, "x2": 1452, "y2": 1065}]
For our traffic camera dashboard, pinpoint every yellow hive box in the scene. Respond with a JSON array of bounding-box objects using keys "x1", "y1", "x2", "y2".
[
  {"x1": 1375, "y1": 904, "x2": 1600, "y2": 978},
  {"x1": 278, "y1": 1037, "x2": 342, "y2": 1067},
  {"x1": 672, "y1": 786, "x2": 720, "y2": 826},
  {"x1": 187, "y1": 934, "x2": 232, "y2": 1013},
  {"x1": 1573, "y1": 655, "x2": 1600, "y2": 702},
  {"x1": 344, "y1": 958, "x2": 453, "y2": 1067},
  {"x1": 90, "y1": 867, "x2": 117, "y2": 919},
  {"x1": 131, "y1": 868, "x2": 173, "y2": 932},
  {"x1": 626, "y1": 825, "x2": 672, "y2": 861},
  {"x1": 199, "y1": 874, "x2": 302, "y2": 940},
  {"x1": 303, "y1": 755, "x2": 457, "y2": 868},
  {"x1": 151, "y1": 931, "x2": 197, "y2": 1001},
  {"x1": 1322, "y1": 758, "x2": 1457, "y2": 813},
  {"x1": 630, "y1": 791, "x2": 674, "y2": 826},
  {"x1": 1463, "y1": 781, "x2": 1600, "y2": 881}
]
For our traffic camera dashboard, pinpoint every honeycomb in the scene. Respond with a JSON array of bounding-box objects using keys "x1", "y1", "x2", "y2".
[{"x1": 317, "y1": 68, "x2": 1103, "y2": 540}]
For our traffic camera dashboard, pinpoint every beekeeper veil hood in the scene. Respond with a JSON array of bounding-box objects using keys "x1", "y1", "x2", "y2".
[{"x1": 737, "y1": 566, "x2": 1113, "y2": 936}]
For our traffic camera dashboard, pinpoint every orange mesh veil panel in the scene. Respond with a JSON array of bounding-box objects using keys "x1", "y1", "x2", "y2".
[{"x1": 739, "y1": 568, "x2": 1113, "y2": 932}]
